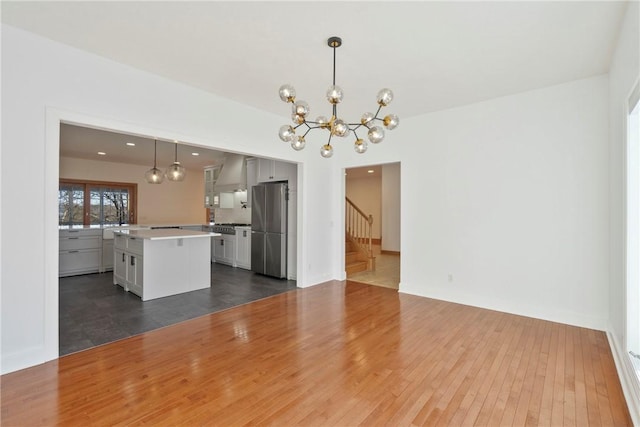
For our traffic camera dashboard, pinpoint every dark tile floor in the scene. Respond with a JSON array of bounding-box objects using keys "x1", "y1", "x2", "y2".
[{"x1": 59, "y1": 263, "x2": 297, "y2": 355}]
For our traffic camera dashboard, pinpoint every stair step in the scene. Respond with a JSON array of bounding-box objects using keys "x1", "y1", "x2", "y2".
[
  {"x1": 346, "y1": 260, "x2": 368, "y2": 275},
  {"x1": 346, "y1": 251, "x2": 362, "y2": 264}
]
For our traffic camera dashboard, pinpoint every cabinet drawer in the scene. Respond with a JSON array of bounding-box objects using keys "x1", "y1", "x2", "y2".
[
  {"x1": 114, "y1": 234, "x2": 127, "y2": 250},
  {"x1": 59, "y1": 229, "x2": 101, "y2": 238},
  {"x1": 60, "y1": 236, "x2": 100, "y2": 251},
  {"x1": 102, "y1": 240, "x2": 114, "y2": 271},
  {"x1": 127, "y1": 237, "x2": 143, "y2": 254},
  {"x1": 59, "y1": 248, "x2": 100, "y2": 276}
]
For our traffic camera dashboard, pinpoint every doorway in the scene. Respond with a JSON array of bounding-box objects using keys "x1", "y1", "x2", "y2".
[
  {"x1": 48, "y1": 111, "x2": 303, "y2": 360},
  {"x1": 344, "y1": 163, "x2": 400, "y2": 289}
]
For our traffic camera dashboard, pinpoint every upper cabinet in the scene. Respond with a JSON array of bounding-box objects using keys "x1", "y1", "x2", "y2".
[
  {"x1": 246, "y1": 158, "x2": 257, "y2": 208},
  {"x1": 204, "y1": 165, "x2": 222, "y2": 208},
  {"x1": 257, "y1": 158, "x2": 295, "y2": 183},
  {"x1": 208, "y1": 158, "x2": 296, "y2": 209}
]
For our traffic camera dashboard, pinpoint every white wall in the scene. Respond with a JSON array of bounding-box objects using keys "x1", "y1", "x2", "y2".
[
  {"x1": 381, "y1": 163, "x2": 401, "y2": 252},
  {"x1": 60, "y1": 157, "x2": 206, "y2": 224},
  {"x1": 337, "y1": 75, "x2": 610, "y2": 332},
  {"x1": 1, "y1": 25, "x2": 332, "y2": 374},
  {"x1": 607, "y1": 1, "x2": 640, "y2": 423}
]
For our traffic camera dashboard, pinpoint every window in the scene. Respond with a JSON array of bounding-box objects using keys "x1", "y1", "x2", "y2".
[{"x1": 58, "y1": 180, "x2": 137, "y2": 226}]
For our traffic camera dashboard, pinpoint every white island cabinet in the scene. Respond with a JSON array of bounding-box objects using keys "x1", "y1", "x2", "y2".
[{"x1": 113, "y1": 229, "x2": 219, "y2": 301}]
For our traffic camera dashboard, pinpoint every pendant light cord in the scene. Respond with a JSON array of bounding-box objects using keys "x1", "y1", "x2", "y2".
[
  {"x1": 332, "y1": 45, "x2": 338, "y2": 119},
  {"x1": 332, "y1": 45, "x2": 336, "y2": 86}
]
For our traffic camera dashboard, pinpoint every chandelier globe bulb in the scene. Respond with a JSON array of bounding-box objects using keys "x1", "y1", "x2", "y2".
[
  {"x1": 377, "y1": 88, "x2": 394, "y2": 106},
  {"x1": 320, "y1": 144, "x2": 334, "y2": 158},
  {"x1": 354, "y1": 139, "x2": 368, "y2": 154},
  {"x1": 291, "y1": 136, "x2": 306, "y2": 151},
  {"x1": 326, "y1": 85, "x2": 344, "y2": 104},
  {"x1": 368, "y1": 126, "x2": 385, "y2": 144},
  {"x1": 279, "y1": 125, "x2": 296, "y2": 142},
  {"x1": 383, "y1": 114, "x2": 400, "y2": 130},
  {"x1": 361, "y1": 112, "x2": 375, "y2": 127},
  {"x1": 279, "y1": 84, "x2": 296, "y2": 103}
]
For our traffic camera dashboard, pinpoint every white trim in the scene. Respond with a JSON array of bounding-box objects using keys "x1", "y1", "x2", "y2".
[
  {"x1": 607, "y1": 328, "x2": 640, "y2": 426},
  {"x1": 399, "y1": 281, "x2": 608, "y2": 331},
  {"x1": 44, "y1": 110, "x2": 61, "y2": 361}
]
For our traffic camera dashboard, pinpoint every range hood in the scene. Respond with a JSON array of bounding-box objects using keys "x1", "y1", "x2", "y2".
[{"x1": 214, "y1": 154, "x2": 247, "y2": 193}]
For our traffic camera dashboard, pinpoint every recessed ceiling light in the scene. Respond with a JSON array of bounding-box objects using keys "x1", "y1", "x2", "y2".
[
  {"x1": 125, "y1": 142, "x2": 135, "y2": 146},
  {"x1": 97, "y1": 151, "x2": 106, "y2": 156},
  {"x1": 367, "y1": 169, "x2": 374, "y2": 174},
  {"x1": 191, "y1": 152, "x2": 200, "y2": 156}
]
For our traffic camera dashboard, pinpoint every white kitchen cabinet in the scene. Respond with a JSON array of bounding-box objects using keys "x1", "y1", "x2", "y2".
[
  {"x1": 212, "y1": 234, "x2": 236, "y2": 266},
  {"x1": 235, "y1": 227, "x2": 251, "y2": 270},
  {"x1": 101, "y1": 238, "x2": 114, "y2": 272},
  {"x1": 204, "y1": 165, "x2": 222, "y2": 208},
  {"x1": 114, "y1": 249, "x2": 127, "y2": 284},
  {"x1": 59, "y1": 229, "x2": 102, "y2": 277},
  {"x1": 212, "y1": 236, "x2": 224, "y2": 262},
  {"x1": 257, "y1": 158, "x2": 294, "y2": 183},
  {"x1": 245, "y1": 158, "x2": 257, "y2": 208}
]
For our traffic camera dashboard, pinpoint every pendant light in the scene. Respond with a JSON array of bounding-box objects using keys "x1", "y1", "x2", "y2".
[
  {"x1": 144, "y1": 139, "x2": 164, "y2": 184},
  {"x1": 166, "y1": 142, "x2": 186, "y2": 182}
]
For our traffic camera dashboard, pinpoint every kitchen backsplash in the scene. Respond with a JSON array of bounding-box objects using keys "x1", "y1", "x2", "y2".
[
  {"x1": 213, "y1": 191, "x2": 251, "y2": 224},
  {"x1": 214, "y1": 207, "x2": 251, "y2": 224}
]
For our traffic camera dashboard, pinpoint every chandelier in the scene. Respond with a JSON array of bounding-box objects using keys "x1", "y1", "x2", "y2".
[{"x1": 278, "y1": 36, "x2": 399, "y2": 158}]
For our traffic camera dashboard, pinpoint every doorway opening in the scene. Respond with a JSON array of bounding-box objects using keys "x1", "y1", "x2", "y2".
[
  {"x1": 50, "y1": 114, "x2": 302, "y2": 358},
  {"x1": 344, "y1": 163, "x2": 400, "y2": 289}
]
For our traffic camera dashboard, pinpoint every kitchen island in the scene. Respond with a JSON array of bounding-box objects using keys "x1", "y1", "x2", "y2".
[{"x1": 113, "y1": 229, "x2": 220, "y2": 301}]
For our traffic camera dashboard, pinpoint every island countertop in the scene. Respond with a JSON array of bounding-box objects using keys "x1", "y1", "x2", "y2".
[{"x1": 113, "y1": 229, "x2": 221, "y2": 241}]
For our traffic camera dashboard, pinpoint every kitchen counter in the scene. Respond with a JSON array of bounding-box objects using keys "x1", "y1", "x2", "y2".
[
  {"x1": 59, "y1": 223, "x2": 210, "y2": 231},
  {"x1": 113, "y1": 229, "x2": 220, "y2": 240},
  {"x1": 112, "y1": 229, "x2": 217, "y2": 301}
]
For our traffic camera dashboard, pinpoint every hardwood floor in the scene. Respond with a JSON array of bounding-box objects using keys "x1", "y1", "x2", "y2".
[
  {"x1": 59, "y1": 263, "x2": 297, "y2": 355},
  {"x1": 1, "y1": 281, "x2": 631, "y2": 426}
]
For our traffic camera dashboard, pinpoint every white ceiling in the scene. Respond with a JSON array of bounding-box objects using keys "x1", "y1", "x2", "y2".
[
  {"x1": 2, "y1": 1, "x2": 629, "y2": 165},
  {"x1": 59, "y1": 124, "x2": 227, "y2": 169}
]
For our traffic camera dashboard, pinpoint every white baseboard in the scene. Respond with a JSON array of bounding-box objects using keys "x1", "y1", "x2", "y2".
[
  {"x1": 1, "y1": 346, "x2": 47, "y2": 375},
  {"x1": 398, "y1": 281, "x2": 608, "y2": 331},
  {"x1": 607, "y1": 329, "x2": 640, "y2": 426}
]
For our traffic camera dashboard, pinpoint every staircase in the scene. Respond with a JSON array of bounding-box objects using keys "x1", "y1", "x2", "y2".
[
  {"x1": 345, "y1": 197, "x2": 375, "y2": 275},
  {"x1": 345, "y1": 236, "x2": 369, "y2": 274}
]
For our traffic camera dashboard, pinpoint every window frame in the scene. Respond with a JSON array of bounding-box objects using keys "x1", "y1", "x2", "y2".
[{"x1": 59, "y1": 179, "x2": 138, "y2": 226}]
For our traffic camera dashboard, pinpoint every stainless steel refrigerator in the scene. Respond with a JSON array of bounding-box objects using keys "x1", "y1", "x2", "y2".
[{"x1": 251, "y1": 182, "x2": 288, "y2": 278}]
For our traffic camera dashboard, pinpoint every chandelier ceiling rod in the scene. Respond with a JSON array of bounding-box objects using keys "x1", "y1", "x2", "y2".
[{"x1": 278, "y1": 36, "x2": 399, "y2": 158}]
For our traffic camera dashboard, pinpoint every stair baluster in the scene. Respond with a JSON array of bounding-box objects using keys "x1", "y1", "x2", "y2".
[{"x1": 345, "y1": 197, "x2": 375, "y2": 273}]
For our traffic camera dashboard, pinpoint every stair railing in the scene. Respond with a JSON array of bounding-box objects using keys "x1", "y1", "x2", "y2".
[{"x1": 345, "y1": 197, "x2": 375, "y2": 270}]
